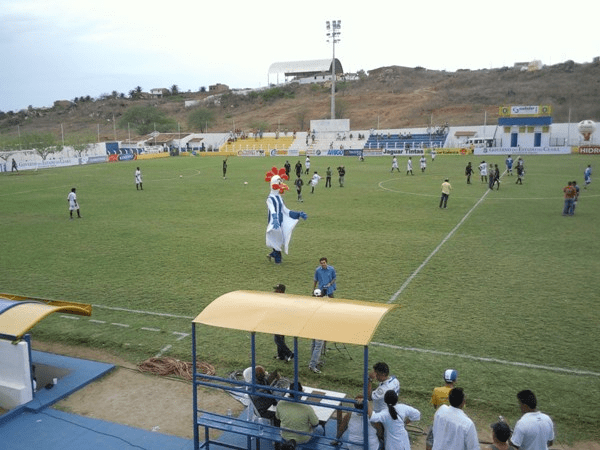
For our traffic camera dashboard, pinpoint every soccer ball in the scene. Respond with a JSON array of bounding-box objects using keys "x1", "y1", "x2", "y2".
[
  {"x1": 244, "y1": 181, "x2": 248, "y2": 185},
  {"x1": 313, "y1": 289, "x2": 322, "y2": 297},
  {"x1": 180, "y1": 175, "x2": 183, "y2": 178}
]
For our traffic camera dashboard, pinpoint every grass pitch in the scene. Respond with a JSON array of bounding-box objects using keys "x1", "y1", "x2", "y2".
[{"x1": 1, "y1": 153, "x2": 598, "y2": 443}]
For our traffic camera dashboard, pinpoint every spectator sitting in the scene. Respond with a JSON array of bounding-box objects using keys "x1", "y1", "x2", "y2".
[
  {"x1": 276, "y1": 381, "x2": 323, "y2": 445},
  {"x1": 245, "y1": 365, "x2": 281, "y2": 425},
  {"x1": 333, "y1": 395, "x2": 379, "y2": 450}
]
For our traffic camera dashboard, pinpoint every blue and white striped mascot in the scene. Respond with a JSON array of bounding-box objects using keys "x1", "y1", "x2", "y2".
[{"x1": 265, "y1": 166, "x2": 307, "y2": 264}]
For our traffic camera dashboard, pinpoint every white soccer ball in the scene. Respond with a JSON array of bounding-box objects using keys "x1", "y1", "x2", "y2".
[
  {"x1": 180, "y1": 175, "x2": 183, "y2": 178},
  {"x1": 244, "y1": 181, "x2": 248, "y2": 185},
  {"x1": 313, "y1": 289, "x2": 322, "y2": 297}
]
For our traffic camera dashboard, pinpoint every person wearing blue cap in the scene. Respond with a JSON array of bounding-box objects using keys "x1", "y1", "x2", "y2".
[{"x1": 426, "y1": 369, "x2": 458, "y2": 450}]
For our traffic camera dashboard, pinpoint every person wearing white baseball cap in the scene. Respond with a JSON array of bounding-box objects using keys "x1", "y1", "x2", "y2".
[{"x1": 426, "y1": 369, "x2": 458, "y2": 450}]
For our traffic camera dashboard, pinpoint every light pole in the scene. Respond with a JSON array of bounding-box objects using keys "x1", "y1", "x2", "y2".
[{"x1": 326, "y1": 20, "x2": 341, "y2": 120}]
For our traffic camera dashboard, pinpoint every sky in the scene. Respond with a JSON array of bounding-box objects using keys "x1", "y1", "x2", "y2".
[{"x1": 1, "y1": 0, "x2": 598, "y2": 113}]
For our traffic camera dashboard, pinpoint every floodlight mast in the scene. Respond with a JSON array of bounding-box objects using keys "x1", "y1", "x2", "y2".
[{"x1": 326, "y1": 20, "x2": 341, "y2": 120}]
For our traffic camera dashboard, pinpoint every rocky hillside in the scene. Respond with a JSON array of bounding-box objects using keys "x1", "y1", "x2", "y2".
[{"x1": 1, "y1": 59, "x2": 599, "y2": 143}]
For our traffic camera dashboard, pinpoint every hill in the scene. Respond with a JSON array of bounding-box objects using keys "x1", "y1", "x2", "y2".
[{"x1": 1, "y1": 59, "x2": 599, "y2": 143}]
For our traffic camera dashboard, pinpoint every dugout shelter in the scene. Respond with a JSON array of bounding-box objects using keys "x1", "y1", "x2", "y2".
[
  {"x1": 192, "y1": 290, "x2": 396, "y2": 450},
  {"x1": 0, "y1": 293, "x2": 91, "y2": 410}
]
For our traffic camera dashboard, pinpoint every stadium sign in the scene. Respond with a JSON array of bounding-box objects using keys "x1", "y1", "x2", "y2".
[
  {"x1": 499, "y1": 105, "x2": 552, "y2": 117},
  {"x1": 578, "y1": 146, "x2": 600, "y2": 154},
  {"x1": 474, "y1": 146, "x2": 570, "y2": 155}
]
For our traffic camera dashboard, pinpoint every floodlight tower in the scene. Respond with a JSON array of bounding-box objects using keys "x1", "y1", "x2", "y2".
[{"x1": 326, "y1": 20, "x2": 341, "y2": 120}]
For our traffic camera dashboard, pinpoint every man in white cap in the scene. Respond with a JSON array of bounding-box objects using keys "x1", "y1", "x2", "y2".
[{"x1": 426, "y1": 369, "x2": 458, "y2": 450}]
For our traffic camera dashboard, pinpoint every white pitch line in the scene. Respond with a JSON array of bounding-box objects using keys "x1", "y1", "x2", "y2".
[
  {"x1": 173, "y1": 332, "x2": 189, "y2": 341},
  {"x1": 110, "y1": 322, "x2": 130, "y2": 328},
  {"x1": 388, "y1": 186, "x2": 493, "y2": 303},
  {"x1": 155, "y1": 345, "x2": 172, "y2": 358},
  {"x1": 141, "y1": 327, "x2": 161, "y2": 332},
  {"x1": 59, "y1": 315, "x2": 80, "y2": 320},
  {"x1": 92, "y1": 304, "x2": 194, "y2": 320},
  {"x1": 371, "y1": 341, "x2": 600, "y2": 377},
  {"x1": 89, "y1": 319, "x2": 106, "y2": 324}
]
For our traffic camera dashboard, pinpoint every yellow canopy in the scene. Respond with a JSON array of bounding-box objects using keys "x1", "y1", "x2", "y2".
[
  {"x1": 193, "y1": 290, "x2": 397, "y2": 346},
  {"x1": 0, "y1": 294, "x2": 92, "y2": 341}
]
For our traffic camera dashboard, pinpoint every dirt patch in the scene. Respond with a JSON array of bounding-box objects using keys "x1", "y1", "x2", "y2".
[{"x1": 32, "y1": 341, "x2": 244, "y2": 440}]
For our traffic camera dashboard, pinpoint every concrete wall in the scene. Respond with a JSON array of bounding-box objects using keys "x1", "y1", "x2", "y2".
[{"x1": 0, "y1": 339, "x2": 33, "y2": 409}]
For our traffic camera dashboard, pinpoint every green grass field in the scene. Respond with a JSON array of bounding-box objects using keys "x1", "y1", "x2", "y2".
[{"x1": 1, "y1": 153, "x2": 598, "y2": 444}]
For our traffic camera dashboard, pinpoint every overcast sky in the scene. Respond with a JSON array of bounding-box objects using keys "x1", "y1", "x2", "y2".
[{"x1": 1, "y1": 0, "x2": 598, "y2": 113}]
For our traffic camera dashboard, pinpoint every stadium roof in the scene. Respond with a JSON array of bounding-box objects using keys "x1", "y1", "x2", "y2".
[
  {"x1": 193, "y1": 290, "x2": 396, "y2": 346},
  {"x1": 268, "y1": 59, "x2": 343, "y2": 77}
]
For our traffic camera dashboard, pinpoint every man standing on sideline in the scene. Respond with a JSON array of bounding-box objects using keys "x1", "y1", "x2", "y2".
[
  {"x1": 135, "y1": 167, "x2": 143, "y2": 190},
  {"x1": 368, "y1": 362, "x2": 400, "y2": 414},
  {"x1": 431, "y1": 388, "x2": 480, "y2": 450},
  {"x1": 510, "y1": 390, "x2": 554, "y2": 450},
  {"x1": 272, "y1": 284, "x2": 294, "y2": 362},
  {"x1": 313, "y1": 257, "x2": 336, "y2": 297},
  {"x1": 67, "y1": 187, "x2": 81, "y2": 219},
  {"x1": 11, "y1": 158, "x2": 18, "y2": 173},
  {"x1": 426, "y1": 369, "x2": 458, "y2": 450},
  {"x1": 440, "y1": 178, "x2": 452, "y2": 208}
]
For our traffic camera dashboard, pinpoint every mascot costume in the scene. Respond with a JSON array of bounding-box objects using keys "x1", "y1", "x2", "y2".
[{"x1": 265, "y1": 167, "x2": 307, "y2": 264}]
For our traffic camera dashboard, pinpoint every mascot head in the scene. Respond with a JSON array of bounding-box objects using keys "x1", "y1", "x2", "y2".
[{"x1": 265, "y1": 167, "x2": 289, "y2": 194}]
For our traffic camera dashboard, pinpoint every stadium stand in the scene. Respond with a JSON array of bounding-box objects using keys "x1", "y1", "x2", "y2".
[{"x1": 364, "y1": 132, "x2": 447, "y2": 150}]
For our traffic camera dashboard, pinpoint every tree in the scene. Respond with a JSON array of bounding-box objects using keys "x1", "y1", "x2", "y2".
[
  {"x1": 170, "y1": 85, "x2": 179, "y2": 95},
  {"x1": 67, "y1": 134, "x2": 95, "y2": 159},
  {"x1": 129, "y1": 86, "x2": 143, "y2": 99},
  {"x1": 118, "y1": 105, "x2": 176, "y2": 135},
  {"x1": 188, "y1": 108, "x2": 215, "y2": 132},
  {"x1": 21, "y1": 133, "x2": 63, "y2": 160}
]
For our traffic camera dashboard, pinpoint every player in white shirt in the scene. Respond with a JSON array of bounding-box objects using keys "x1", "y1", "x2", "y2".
[
  {"x1": 135, "y1": 167, "x2": 143, "y2": 190},
  {"x1": 479, "y1": 160, "x2": 488, "y2": 183},
  {"x1": 420, "y1": 155, "x2": 427, "y2": 172},
  {"x1": 67, "y1": 187, "x2": 81, "y2": 219},
  {"x1": 309, "y1": 171, "x2": 322, "y2": 193},
  {"x1": 406, "y1": 157, "x2": 413, "y2": 175},
  {"x1": 368, "y1": 362, "x2": 400, "y2": 413}
]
